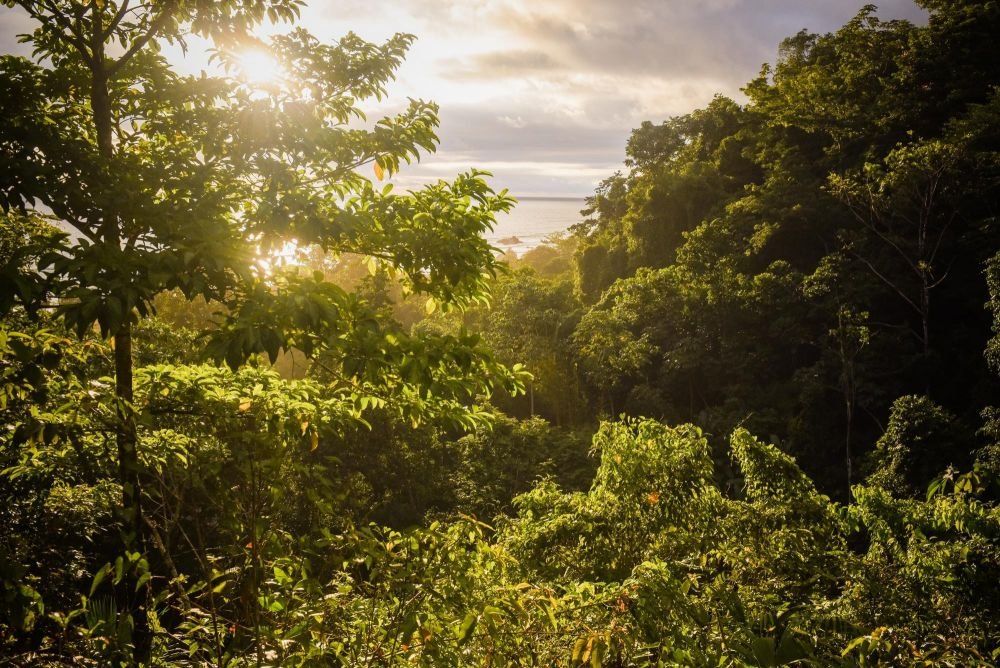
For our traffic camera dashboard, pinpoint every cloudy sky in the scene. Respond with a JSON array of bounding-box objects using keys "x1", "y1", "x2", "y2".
[{"x1": 1, "y1": 1, "x2": 927, "y2": 198}]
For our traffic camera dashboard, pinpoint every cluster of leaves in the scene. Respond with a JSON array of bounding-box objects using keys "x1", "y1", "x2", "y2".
[
  {"x1": 495, "y1": 419, "x2": 1000, "y2": 666},
  {"x1": 0, "y1": 319, "x2": 525, "y2": 664}
]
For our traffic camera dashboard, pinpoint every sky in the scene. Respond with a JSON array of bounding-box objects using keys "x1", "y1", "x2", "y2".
[{"x1": 0, "y1": 1, "x2": 927, "y2": 198}]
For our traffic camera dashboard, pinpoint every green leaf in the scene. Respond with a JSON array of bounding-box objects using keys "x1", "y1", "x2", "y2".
[
  {"x1": 90, "y1": 564, "x2": 110, "y2": 597},
  {"x1": 571, "y1": 638, "x2": 586, "y2": 663},
  {"x1": 456, "y1": 612, "x2": 478, "y2": 645},
  {"x1": 134, "y1": 572, "x2": 151, "y2": 593},
  {"x1": 545, "y1": 600, "x2": 559, "y2": 631},
  {"x1": 590, "y1": 639, "x2": 605, "y2": 668},
  {"x1": 751, "y1": 636, "x2": 776, "y2": 667}
]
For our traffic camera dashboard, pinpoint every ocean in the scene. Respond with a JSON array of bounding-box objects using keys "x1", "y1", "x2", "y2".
[{"x1": 485, "y1": 197, "x2": 585, "y2": 256}]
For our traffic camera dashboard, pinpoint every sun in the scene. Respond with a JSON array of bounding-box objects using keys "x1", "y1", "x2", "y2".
[
  {"x1": 255, "y1": 240, "x2": 303, "y2": 277},
  {"x1": 233, "y1": 48, "x2": 286, "y2": 86}
]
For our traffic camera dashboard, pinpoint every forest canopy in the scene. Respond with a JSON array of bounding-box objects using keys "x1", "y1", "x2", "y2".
[{"x1": 1, "y1": 0, "x2": 1000, "y2": 666}]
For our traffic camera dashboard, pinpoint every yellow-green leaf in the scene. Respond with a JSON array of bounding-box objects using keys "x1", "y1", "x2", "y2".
[{"x1": 456, "y1": 612, "x2": 478, "y2": 645}]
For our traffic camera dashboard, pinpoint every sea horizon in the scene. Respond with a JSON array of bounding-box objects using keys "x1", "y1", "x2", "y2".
[{"x1": 486, "y1": 196, "x2": 585, "y2": 256}]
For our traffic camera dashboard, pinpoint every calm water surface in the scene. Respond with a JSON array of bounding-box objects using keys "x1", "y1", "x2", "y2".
[{"x1": 486, "y1": 197, "x2": 584, "y2": 256}]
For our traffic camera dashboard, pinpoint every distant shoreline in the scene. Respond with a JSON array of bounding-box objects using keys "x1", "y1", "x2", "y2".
[
  {"x1": 513, "y1": 196, "x2": 586, "y2": 202},
  {"x1": 487, "y1": 197, "x2": 583, "y2": 257}
]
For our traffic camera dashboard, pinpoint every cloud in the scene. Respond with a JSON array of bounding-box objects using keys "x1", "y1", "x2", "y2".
[
  {"x1": 444, "y1": 0, "x2": 926, "y2": 84},
  {"x1": 0, "y1": 0, "x2": 930, "y2": 196},
  {"x1": 0, "y1": 6, "x2": 35, "y2": 57},
  {"x1": 419, "y1": 0, "x2": 928, "y2": 193},
  {"x1": 448, "y1": 49, "x2": 564, "y2": 80},
  {"x1": 376, "y1": 104, "x2": 629, "y2": 196},
  {"x1": 435, "y1": 105, "x2": 626, "y2": 160}
]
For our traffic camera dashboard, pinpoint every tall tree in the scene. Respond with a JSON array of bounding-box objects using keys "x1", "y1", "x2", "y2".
[{"x1": 0, "y1": 1, "x2": 521, "y2": 659}]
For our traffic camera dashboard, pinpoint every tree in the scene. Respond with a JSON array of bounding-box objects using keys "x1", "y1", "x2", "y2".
[
  {"x1": 828, "y1": 138, "x2": 964, "y2": 386},
  {"x1": 483, "y1": 269, "x2": 584, "y2": 424},
  {"x1": 0, "y1": 1, "x2": 522, "y2": 659},
  {"x1": 867, "y1": 394, "x2": 971, "y2": 497}
]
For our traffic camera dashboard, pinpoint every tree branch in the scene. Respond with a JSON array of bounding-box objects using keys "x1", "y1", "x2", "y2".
[
  {"x1": 142, "y1": 514, "x2": 192, "y2": 611},
  {"x1": 927, "y1": 210, "x2": 956, "y2": 268},
  {"x1": 851, "y1": 250, "x2": 922, "y2": 315},
  {"x1": 23, "y1": 1, "x2": 95, "y2": 66},
  {"x1": 108, "y1": 1, "x2": 179, "y2": 76},
  {"x1": 102, "y1": 0, "x2": 132, "y2": 41}
]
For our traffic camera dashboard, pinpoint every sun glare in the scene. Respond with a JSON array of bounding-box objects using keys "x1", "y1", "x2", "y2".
[
  {"x1": 234, "y1": 48, "x2": 286, "y2": 86},
  {"x1": 256, "y1": 240, "x2": 302, "y2": 276}
]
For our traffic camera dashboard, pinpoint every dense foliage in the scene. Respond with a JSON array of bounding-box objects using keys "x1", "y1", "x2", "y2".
[
  {"x1": 2, "y1": 0, "x2": 1000, "y2": 666},
  {"x1": 564, "y1": 2, "x2": 1000, "y2": 499}
]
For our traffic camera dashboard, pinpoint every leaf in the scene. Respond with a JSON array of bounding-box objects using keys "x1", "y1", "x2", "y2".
[
  {"x1": 571, "y1": 638, "x2": 586, "y2": 663},
  {"x1": 134, "y1": 571, "x2": 152, "y2": 592},
  {"x1": 776, "y1": 629, "x2": 809, "y2": 663},
  {"x1": 545, "y1": 600, "x2": 559, "y2": 631},
  {"x1": 456, "y1": 612, "x2": 478, "y2": 645},
  {"x1": 842, "y1": 635, "x2": 869, "y2": 656},
  {"x1": 90, "y1": 564, "x2": 110, "y2": 597},
  {"x1": 238, "y1": 399, "x2": 252, "y2": 412},
  {"x1": 373, "y1": 161, "x2": 385, "y2": 181},
  {"x1": 751, "y1": 636, "x2": 776, "y2": 667},
  {"x1": 591, "y1": 639, "x2": 605, "y2": 668},
  {"x1": 581, "y1": 636, "x2": 594, "y2": 664}
]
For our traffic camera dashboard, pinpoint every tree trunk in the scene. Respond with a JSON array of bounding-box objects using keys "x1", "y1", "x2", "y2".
[
  {"x1": 90, "y1": 17, "x2": 152, "y2": 661},
  {"x1": 921, "y1": 281, "x2": 932, "y2": 395},
  {"x1": 114, "y1": 324, "x2": 151, "y2": 661},
  {"x1": 844, "y1": 381, "x2": 854, "y2": 503}
]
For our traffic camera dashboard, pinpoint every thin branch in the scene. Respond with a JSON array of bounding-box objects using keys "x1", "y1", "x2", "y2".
[
  {"x1": 840, "y1": 181, "x2": 924, "y2": 277},
  {"x1": 143, "y1": 514, "x2": 193, "y2": 611},
  {"x1": 108, "y1": 1, "x2": 179, "y2": 76},
  {"x1": 865, "y1": 319, "x2": 913, "y2": 331},
  {"x1": 927, "y1": 210, "x2": 957, "y2": 268},
  {"x1": 102, "y1": 0, "x2": 132, "y2": 41},
  {"x1": 41, "y1": 204, "x2": 100, "y2": 243},
  {"x1": 22, "y1": 1, "x2": 95, "y2": 66},
  {"x1": 863, "y1": 217, "x2": 922, "y2": 277},
  {"x1": 929, "y1": 264, "x2": 951, "y2": 290},
  {"x1": 851, "y1": 251, "x2": 922, "y2": 315},
  {"x1": 860, "y1": 403, "x2": 885, "y2": 433}
]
